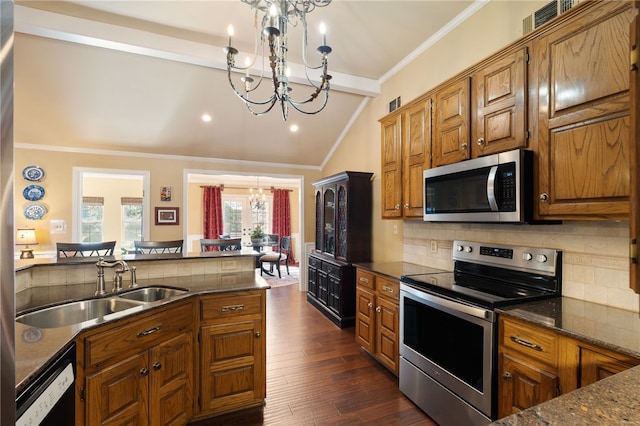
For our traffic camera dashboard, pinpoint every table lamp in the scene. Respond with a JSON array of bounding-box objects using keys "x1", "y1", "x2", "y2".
[{"x1": 16, "y1": 228, "x2": 37, "y2": 259}]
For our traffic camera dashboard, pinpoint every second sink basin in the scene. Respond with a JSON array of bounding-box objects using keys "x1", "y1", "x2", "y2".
[
  {"x1": 16, "y1": 298, "x2": 143, "y2": 329},
  {"x1": 118, "y1": 286, "x2": 188, "y2": 303}
]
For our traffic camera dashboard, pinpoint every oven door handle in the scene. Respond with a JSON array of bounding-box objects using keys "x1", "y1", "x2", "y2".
[
  {"x1": 487, "y1": 165, "x2": 499, "y2": 211},
  {"x1": 401, "y1": 285, "x2": 493, "y2": 321}
]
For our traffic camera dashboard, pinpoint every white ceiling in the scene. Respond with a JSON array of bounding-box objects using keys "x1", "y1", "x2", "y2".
[{"x1": 14, "y1": 0, "x2": 479, "y2": 168}]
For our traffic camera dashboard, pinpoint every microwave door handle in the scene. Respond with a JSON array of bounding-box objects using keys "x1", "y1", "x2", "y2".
[{"x1": 487, "y1": 166, "x2": 499, "y2": 211}]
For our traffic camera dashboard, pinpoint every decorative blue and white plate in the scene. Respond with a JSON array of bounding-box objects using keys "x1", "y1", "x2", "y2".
[
  {"x1": 24, "y1": 203, "x2": 47, "y2": 220},
  {"x1": 22, "y1": 165, "x2": 45, "y2": 182},
  {"x1": 23, "y1": 185, "x2": 45, "y2": 201}
]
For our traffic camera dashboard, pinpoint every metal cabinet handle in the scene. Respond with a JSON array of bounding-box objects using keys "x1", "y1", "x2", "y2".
[
  {"x1": 376, "y1": 306, "x2": 381, "y2": 313},
  {"x1": 255, "y1": 332, "x2": 261, "y2": 338},
  {"x1": 137, "y1": 325, "x2": 162, "y2": 338},
  {"x1": 404, "y1": 203, "x2": 409, "y2": 209},
  {"x1": 359, "y1": 277, "x2": 369, "y2": 283},
  {"x1": 140, "y1": 368, "x2": 149, "y2": 377},
  {"x1": 382, "y1": 285, "x2": 394, "y2": 294},
  {"x1": 510, "y1": 335, "x2": 543, "y2": 351},
  {"x1": 394, "y1": 204, "x2": 400, "y2": 210},
  {"x1": 153, "y1": 362, "x2": 162, "y2": 370},
  {"x1": 503, "y1": 372, "x2": 512, "y2": 380},
  {"x1": 477, "y1": 138, "x2": 485, "y2": 146},
  {"x1": 539, "y1": 193, "x2": 549, "y2": 202},
  {"x1": 461, "y1": 143, "x2": 468, "y2": 150},
  {"x1": 221, "y1": 304, "x2": 245, "y2": 312},
  {"x1": 367, "y1": 302, "x2": 373, "y2": 309}
]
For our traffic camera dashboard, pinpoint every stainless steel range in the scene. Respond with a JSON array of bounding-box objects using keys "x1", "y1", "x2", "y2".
[{"x1": 399, "y1": 240, "x2": 562, "y2": 425}]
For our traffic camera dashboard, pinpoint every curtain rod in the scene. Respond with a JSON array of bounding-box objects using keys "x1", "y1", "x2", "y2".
[{"x1": 199, "y1": 185, "x2": 292, "y2": 192}]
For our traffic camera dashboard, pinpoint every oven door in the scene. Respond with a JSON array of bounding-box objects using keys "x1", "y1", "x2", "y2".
[{"x1": 399, "y1": 283, "x2": 495, "y2": 420}]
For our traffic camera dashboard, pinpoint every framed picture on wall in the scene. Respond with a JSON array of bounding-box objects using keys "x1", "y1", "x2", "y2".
[
  {"x1": 160, "y1": 186, "x2": 172, "y2": 201},
  {"x1": 155, "y1": 207, "x2": 179, "y2": 225}
]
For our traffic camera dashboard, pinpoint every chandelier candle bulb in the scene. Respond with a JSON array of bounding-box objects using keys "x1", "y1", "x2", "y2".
[
  {"x1": 227, "y1": 24, "x2": 234, "y2": 46},
  {"x1": 320, "y1": 22, "x2": 327, "y2": 46}
]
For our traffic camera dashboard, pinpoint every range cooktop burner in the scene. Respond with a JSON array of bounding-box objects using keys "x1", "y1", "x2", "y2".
[{"x1": 401, "y1": 240, "x2": 562, "y2": 309}]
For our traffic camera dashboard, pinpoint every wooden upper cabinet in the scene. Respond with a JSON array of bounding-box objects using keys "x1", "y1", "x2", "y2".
[
  {"x1": 432, "y1": 77, "x2": 471, "y2": 167},
  {"x1": 473, "y1": 47, "x2": 528, "y2": 158},
  {"x1": 381, "y1": 114, "x2": 402, "y2": 218},
  {"x1": 402, "y1": 99, "x2": 431, "y2": 218},
  {"x1": 630, "y1": 2, "x2": 640, "y2": 294},
  {"x1": 535, "y1": 2, "x2": 634, "y2": 219}
]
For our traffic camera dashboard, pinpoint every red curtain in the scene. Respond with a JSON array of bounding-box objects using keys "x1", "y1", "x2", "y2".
[
  {"x1": 272, "y1": 189, "x2": 295, "y2": 264},
  {"x1": 203, "y1": 186, "x2": 223, "y2": 251}
]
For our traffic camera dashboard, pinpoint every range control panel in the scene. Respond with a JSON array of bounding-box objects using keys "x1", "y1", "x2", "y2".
[{"x1": 453, "y1": 240, "x2": 560, "y2": 275}]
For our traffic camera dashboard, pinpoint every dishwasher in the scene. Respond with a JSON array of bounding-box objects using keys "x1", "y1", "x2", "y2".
[{"x1": 16, "y1": 343, "x2": 76, "y2": 426}]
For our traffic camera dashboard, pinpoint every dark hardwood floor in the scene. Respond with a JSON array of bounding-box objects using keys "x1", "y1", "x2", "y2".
[{"x1": 191, "y1": 284, "x2": 435, "y2": 425}]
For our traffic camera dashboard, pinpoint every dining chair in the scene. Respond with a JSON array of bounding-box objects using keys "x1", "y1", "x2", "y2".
[
  {"x1": 200, "y1": 238, "x2": 242, "y2": 252},
  {"x1": 258, "y1": 236, "x2": 290, "y2": 278},
  {"x1": 56, "y1": 241, "x2": 117, "y2": 258},
  {"x1": 134, "y1": 239, "x2": 183, "y2": 254}
]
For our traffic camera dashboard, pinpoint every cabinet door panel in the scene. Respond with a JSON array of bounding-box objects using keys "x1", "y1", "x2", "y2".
[
  {"x1": 86, "y1": 353, "x2": 149, "y2": 426},
  {"x1": 149, "y1": 333, "x2": 193, "y2": 426},
  {"x1": 200, "y1": 320, "x2": 264, "y2": 412},
  {"x1": 402, "y1": 100, "x2": 431, "y2": 218},
  {"x1": 580, "y1": 347, "x2": 638, "y2": 387},
  {"x1": 381, "y1": 115, "x2": 403, "y2": 218},
  {"x1": 376, "y1": 297, "x2": 399, "y2": 374},
  {"x1": 433, "y1": 78, "x2": 470, "y2": 167},
  {"x1": 474, "y1": 47, "x2": 527, "y2": 157},
  {"x1": 355, "y1": 287, "x2": 375, "y2": 353},
  {"x1": 630, "y1": 6, "x2": 640, "y2": 293},
  {"x1": 499, "y1": 353, "x2": 558, "y2": 418},
  {"x1": 535, "y1": 3, "x2": 634, "y2": 218}
]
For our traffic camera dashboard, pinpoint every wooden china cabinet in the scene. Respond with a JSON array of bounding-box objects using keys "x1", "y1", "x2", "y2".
[{"x1": 307, "y1": 171, "x2": 373, "y2": 328}]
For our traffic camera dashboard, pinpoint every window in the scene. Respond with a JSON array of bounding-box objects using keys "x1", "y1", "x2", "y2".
[
  {"x1": 81, "y1": 196, "x2": 104, "y2": 242},
  {"x1": 121, "y1": 197, "x2": 143, "y2": 250},
  {"x1": 222, "y1": 195, "x2": 271, "y2": 239}
]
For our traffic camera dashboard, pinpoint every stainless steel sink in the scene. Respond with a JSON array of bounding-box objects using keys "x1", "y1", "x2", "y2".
[
  {"x1": 118, "y1": 286, "x2": 188, "y2": 303},
  {"x1": 16, "y1": 298, "x2": 143, "y2": 328}
]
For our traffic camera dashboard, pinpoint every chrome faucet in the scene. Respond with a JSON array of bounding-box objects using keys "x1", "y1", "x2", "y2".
[{"x1": 95, "y1": 258, "x2": 130, "y2": 296}]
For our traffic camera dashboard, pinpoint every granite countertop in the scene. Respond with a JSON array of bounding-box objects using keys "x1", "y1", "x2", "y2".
[
  {"x1": 15, "y1": 271, "x2": 269, "y2": 393},
  {"x1": 353, "y1": 261, "x2": 450, "y2": 281},
  {"x1": 493, "y1": 297, "x2": 640, "y2": 424}
]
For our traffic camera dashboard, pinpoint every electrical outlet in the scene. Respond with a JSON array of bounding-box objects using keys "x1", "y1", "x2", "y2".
[
  {"x1": 50, "y1": 220, "x2": 66, "y2": 234},
  {"x1": 430, "y1": 240, "x2": 437, "y2": 253},
  {"x1": 393, "y1": 224, "x2": 398, "y2": 235}
]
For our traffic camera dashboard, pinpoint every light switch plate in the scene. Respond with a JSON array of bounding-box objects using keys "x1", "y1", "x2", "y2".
[{"x1": 50, "y1": 219, "x2": 66, "y2": 234}]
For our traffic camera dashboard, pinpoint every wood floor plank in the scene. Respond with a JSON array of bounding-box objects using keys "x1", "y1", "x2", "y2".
[{"x1": 189, "y1": 284, "x2": 435, "y2": 425}]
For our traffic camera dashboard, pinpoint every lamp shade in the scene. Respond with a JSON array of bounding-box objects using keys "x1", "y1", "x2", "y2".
[{"x1": 16, "y1": 228, "x2": 37, "y2": 245}]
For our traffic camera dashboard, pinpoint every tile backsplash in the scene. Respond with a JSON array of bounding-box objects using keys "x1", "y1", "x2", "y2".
[{"x1": 403, "y1": 220, "x2": 640, "y2": 313}]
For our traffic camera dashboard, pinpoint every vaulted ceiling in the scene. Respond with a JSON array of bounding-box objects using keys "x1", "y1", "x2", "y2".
[{"x1": 14, "y1": 1, "x2": 478, "y2": 168}]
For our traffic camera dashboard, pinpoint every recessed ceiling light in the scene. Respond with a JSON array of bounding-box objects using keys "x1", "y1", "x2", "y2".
[
  {"x1": 290, "y1": 124, "x2": 299, "y2": 132},
  {"x1": 201, "y1": 114, "x2": 212, "y2": 122}
]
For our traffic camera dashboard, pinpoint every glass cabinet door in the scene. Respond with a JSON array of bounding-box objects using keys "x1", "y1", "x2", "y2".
[
  {"x1": 315, "y1": 190, "x2": 322, "y2": 252},
  {"x1": 336, "y1": 184, "x2": 347, "y2": 259},
  {"x1": 323, "y1": 187, "x2": 335, "y2": 255}
]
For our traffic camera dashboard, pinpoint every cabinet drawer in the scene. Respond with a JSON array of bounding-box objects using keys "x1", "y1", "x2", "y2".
[
  {"x1": 323, "y1": 262, "x2": 342, "y2": 277},
  {"x1": 376, "y1": 276, "x2": 399, "y2": 301},
  {"x1": 356, "y1": 270, "x2": 375, "y2": 290},
  {"x1": 85, "y1": 303, "x2": 193, "y2": 369},
  {"x1": 308, "y1": 256, "x2": 321, "y2": 268},
  {"x1": 501, "y1": 318, "x2": 557, "y2": 366},
  {"x1": 201, "y1": 292, "x2": 264, "y2": 321}
]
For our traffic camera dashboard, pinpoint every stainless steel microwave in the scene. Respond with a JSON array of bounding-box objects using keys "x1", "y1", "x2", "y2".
[{"x1": 423, "y1": 149, "x2": 534, "y2": 223}]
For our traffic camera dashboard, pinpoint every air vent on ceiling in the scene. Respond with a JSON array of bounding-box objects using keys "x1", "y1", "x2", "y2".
[{"x1": 522, "y1": 0, "x2": 581, "y2": 35}]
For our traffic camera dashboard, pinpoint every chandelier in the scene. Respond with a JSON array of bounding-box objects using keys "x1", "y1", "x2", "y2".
[
  {"x1": 249, "y1": 178, "x2": 267, "y2": 209},
  {"x1": 225, "y1": 0, "x2": 333, "y2": 121}
]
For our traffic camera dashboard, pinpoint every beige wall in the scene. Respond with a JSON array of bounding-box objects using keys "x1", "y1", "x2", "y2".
[
  {"x1": 15, "y1": 148, "x2": 319, "y2": 257},
  {"x1": 322, "y1": 1, "x2": 640, "y2": 312}
]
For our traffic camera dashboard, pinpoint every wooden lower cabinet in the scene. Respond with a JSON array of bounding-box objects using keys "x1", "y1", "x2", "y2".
[
  {"x1": 307, "y1": 253, "x2": 356, "y2": 328},
  {"x1": 76, "y1": 290, "x2": 267, "y2": 425},
  {"x1": 498, "y1": 316, "x2": 640, "y2": 419},
  {"x1": 355, "y1": 269, "x2": 400, "y2": 375},
  {"x1": 195, "y1": 291, "x2": 266, "y2": 419},
  {"x1": 78, "y1": 301, "x2": 194, "y2": 426}
]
